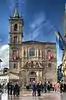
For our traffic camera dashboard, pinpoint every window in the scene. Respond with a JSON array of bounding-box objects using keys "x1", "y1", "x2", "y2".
[
  {"x1": 14, "y1": 24, "x2": 18, "y2": 31},
  {"x1": 12, "y1": 50, "x2": 18, "y2": 60},
  {"x1": 48, "y1": 63, "x2": 51, "y2": 67},
  {"x1": 24, "y1": 49, "x2": 26, "y2": 57},
  {"x1": 29, "y1": 47, "x2": 35, "y2": 56},
  {"x1": 47, "y1": 50, "x2": 53, "y2": 61},
  {"x1": 47, "y1": 63, "x2": 52, "y2": 71},
  {"x1": 14, "y1": 63, "x2": 17, "y2": 68},
  {"x1": 14, "y1": 36, "x2": 17, "y2": 43}
]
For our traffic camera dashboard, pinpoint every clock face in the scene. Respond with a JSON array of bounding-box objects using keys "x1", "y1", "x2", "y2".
[{"x1": 14, "y1": 24, "x2": 17, "y2": 31}]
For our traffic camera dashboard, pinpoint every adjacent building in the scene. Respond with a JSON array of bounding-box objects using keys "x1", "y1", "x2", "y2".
[{"x1": 62, "y1": 4, "x2": 66, "y2": 82}]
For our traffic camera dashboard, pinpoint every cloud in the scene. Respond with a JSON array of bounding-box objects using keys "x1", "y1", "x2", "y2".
[
  {"x1": 0, "y1": 44, "x2": 9, "y2": 69},
  {"x1": 26, "y1": 12, "x2": 55, "y2": 40}
]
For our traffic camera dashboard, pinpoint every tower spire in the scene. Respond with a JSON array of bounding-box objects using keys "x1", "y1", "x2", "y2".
[{"x1": 13, "y1": 0, "x2": 20, "y2": 18}]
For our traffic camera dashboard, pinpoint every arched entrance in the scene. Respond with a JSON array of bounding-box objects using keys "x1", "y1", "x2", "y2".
[{"x1": 29, "y1": 71, "x2": 36, "y2": 83}]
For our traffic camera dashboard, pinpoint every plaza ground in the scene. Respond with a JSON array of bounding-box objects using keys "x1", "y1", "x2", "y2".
[{"x1": 1, "y1": 91, "x2": 66, "y2": 100}]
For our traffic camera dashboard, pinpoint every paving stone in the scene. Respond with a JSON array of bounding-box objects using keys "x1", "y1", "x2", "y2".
[{"x1": 8, "y1": 92, "x2": 61, "y2": 100}]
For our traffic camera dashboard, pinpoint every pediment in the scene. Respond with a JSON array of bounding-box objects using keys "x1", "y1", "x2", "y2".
[{"x1": 23, "y1": 61, "x2": 44, "y2": 69}]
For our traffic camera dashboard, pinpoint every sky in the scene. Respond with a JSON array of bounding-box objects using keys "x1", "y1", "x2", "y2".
[{"x1": 0, "y1": 0, "x2": 66, "y2": 69}]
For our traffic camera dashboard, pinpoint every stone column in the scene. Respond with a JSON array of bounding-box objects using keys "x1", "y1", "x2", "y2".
[
  {"x1": 26, "y1": 71, "x2": 29, "y2": 85},
  {"x1": 37, "y1": 49, "x2": 38, "y2": 58},
  {"x1": 39, "y1": 71, "x2": 42, "y2": 82},
  {"x1": 36, "y1": 48, "x2": 37, "y2": 57},
  {"x1": 36, "y1": 71, "x2": 39, "y2": 82},
  {"x1": 38, "y1": 71, "x2": 40, "y2": 82},
  {"x1": 40, "y1": 50, "x2": 42, "y2": 58}
]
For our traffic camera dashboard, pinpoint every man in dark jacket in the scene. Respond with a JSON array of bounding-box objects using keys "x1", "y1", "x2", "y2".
[
  {"x1": 37, "y1": 83, "x2": 41, "y2": 96},
  {"x1": 64, "y1": 83, "x2": 66, "y2": 92},
  {"x1": 60, "y1": 82, "x2": 64, "y2": 93},
  {"x1": 7, "y1": 81, "x2": 13, "y2": 95},
  {"x1": 14, "y1": 82, "x2": 20, "y2": 96},
  {"x1": 44, "y1": 82, "x2": 47, "y2": 93}
]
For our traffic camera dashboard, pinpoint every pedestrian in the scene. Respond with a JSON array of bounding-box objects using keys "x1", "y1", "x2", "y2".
[
  {"x1": 13, "y1": 82, "x2": 16, "y2": 96},
  {"x1": 14, "y1": 82, "x2": 20, "y2": 97},
  {"x1": 47, "y1": 81, "x2": 51, "y2": 92},
  {"x1": 64, "y1": 83, "x2": 66, "y2": 92},
  {"x1": 54, "y1": 82, "x2": 60, "y2": 92},
  {"x1": 7, "y1": 81, "x2": 13, "y2": 95},
  {"x1": 32, "y1": 81, "x2": 36, "y2": 96},
  {"x1": 37, "y1": 82, "x2": 41, "y2": 96},
  {"x1": 60, "y1": 81, "x2": 64, "y2": 93},
  {"x1": 44, "y1": 82, "x2": 47, "y2": 93},
  {"x1": 40, "y1": 83, "x2": 44, "y2": 93}
]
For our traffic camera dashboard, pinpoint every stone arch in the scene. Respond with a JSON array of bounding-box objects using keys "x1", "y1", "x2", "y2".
[
  {"x1": 29, "y1": 71, "x2": 37, "y2": 83},
  {"x1": 29, "y1": 71, "x2": 36, "y2": 76}
]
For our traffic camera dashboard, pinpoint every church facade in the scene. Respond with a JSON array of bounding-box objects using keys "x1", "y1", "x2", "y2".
[{"x1": 9, "y1": 8, "x2": 57, "y2": 85}]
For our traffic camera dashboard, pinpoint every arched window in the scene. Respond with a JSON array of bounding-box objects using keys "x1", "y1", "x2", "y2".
[
  {"x1": 30, "y1": 71, "x2": 36, "y2": 75},
  {"x1": 14, "y1": 36, "x2": 17, "y2": 43},
  {"x1": 14, "y1": 24, "x2": 18, "y2": 31},
  {"x1": 47, "y1": 50, "x2": 53, "y2": 61},
  {"x1": 12, "y1": 50, "x2": 18, "y2": 60},
  {"x1": 48, "y1": 63, "x2": 51, "y2": 68},
  {"x1": 14, "y1": 63, "x2": 17, "y2": 68},
  {"x1": 24, "y1": 49, "x2": 26, "y2": 57},
  {"x1": 29, "y1": 47, "x2": 35, "y2": 56},
  {"x1": 47, "y1": 63, "x2": 52, "y2": 71}
]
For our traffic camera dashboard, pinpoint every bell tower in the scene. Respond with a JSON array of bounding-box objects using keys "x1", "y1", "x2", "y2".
[{"x1": 9, "y1": 3, "x2": 23, "y2": 73}]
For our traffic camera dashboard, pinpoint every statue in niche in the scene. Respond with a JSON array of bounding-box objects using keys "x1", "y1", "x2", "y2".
[
  {"x1": 35, "y1": 62, "x2": 39, "y2": 68},
  {"x1": 30, "y1": 61, "x2": 33, "y2": 68},
  {"x1": 24, "y1": 62, "x2": 28, "y2": 68}
]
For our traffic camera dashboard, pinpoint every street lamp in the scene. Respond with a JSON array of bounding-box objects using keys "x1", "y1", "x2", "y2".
[{"x1": 0, "y1": 59, "x2": 2, "y2": 69}]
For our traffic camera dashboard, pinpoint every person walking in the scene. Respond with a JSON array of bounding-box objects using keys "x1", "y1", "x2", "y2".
[
  {"x1": 32, "y1": 81, "x2": 36, "y2": 96},
  {"x1": 47, "y1": 81, "x2": 51, "y2": 92},
  {"x1": 37, "y1": 82, "x2": 41, "y2": 96},
  {"x1": 44, "y1": 82, "x2": 47, "y2": 93},
  {"x1": 13, "y1": 82, "x2": 16, "y2": 96},
  {"x1": 14, "y1": 82, "x2": 20, "y2": 97},
  {"x1": 7, "y1": 81, "x2": 13, "y2": 96},
  {"x1": 60, "y1": 81, "x2": 64, "y2": 93},
  {"x1": 64, "y1": 83, "x2": 66, "y2": 92}
]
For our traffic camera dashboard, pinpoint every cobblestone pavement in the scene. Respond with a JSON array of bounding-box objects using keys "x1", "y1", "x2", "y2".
[
  {"x1": 61, "y1": 93, "x2": 66, "y2": 100},
  {"x1": 8, "y1": 92, "x2": 61, "y2": 100}
]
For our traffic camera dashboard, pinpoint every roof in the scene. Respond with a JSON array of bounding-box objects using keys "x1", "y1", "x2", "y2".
[
  {"x1": 13, "y1": 8, "x2": 19, "y2": 18},
  {"x1": 22, "y1": 40, "x2": 56, "y2": 45},
  {"x1": 9, "y1": 8, "x2": 21, "y2": 20}
]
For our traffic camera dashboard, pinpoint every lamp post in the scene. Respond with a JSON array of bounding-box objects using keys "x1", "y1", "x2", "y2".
[{"x1": 0, "y1": 59, "x2": 2, "y2": 69}]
